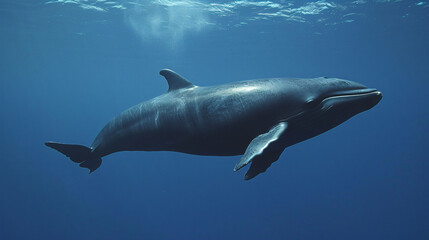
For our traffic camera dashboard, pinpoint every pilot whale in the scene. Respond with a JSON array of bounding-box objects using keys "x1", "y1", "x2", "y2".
[{"x1": 46, "y1": 69, "x2": 382, "y2": 180}]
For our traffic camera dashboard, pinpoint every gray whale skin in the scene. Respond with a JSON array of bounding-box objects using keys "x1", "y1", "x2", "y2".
[{"x1": 46, "y1": 69, "x2": 382, "y2": 180}]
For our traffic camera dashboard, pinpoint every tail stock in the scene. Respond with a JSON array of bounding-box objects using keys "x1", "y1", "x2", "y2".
[{"x1": 45, "y1": 142, "x2": 102, "y2": 173}]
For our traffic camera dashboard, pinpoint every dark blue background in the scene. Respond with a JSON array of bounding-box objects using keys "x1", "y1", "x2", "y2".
[{"x1": 1, "y1": 1, "x2": 428, "y2": 239}]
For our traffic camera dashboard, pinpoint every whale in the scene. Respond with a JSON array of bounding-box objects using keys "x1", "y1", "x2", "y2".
[{"x1": 45, "y1": 69, "x2": 382, "y2": 180}]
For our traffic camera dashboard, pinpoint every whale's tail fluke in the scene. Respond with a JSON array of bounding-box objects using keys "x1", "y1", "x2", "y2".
[{"x1": 45, "y1": 142, "x2": 102, "y2": 173}]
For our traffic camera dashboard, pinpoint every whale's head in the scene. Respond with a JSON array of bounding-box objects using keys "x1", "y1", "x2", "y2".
[
  {"x1": 304, "y1": 77, "x2": 381, "y2": 117},
  {"x1": 283, "y1": 77, "x2": 382, "y2": 143}
]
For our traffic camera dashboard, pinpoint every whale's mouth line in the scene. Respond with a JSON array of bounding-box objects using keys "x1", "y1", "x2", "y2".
[
  {"x1": 278, "y1": 89, "x2": 382, "y2": 124},
  {"x1": 323, "y1": 88, "x2": 381, "y2": 101}
]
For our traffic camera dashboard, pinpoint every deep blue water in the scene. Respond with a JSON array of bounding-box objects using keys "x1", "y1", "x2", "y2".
[{"x1": 1, "y1": 1, "x2": 428, "y2": 239}]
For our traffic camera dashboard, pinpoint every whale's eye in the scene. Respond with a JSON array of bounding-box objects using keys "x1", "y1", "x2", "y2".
[{"x1": 306, "y1": 99, "x2": 319, "y2": 109}]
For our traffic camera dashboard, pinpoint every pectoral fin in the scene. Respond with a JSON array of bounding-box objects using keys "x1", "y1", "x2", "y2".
[
  {"x1": 234, "y1": 122, "x2": 288, "y2": 180},
  {"x1": 243, "y1": 148, "x2": 284, "y2": 180}
]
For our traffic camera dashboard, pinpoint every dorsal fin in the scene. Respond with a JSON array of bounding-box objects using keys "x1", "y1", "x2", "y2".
[{"x1": 160, "y1": 69, "x2": 195, "y2": 92}]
